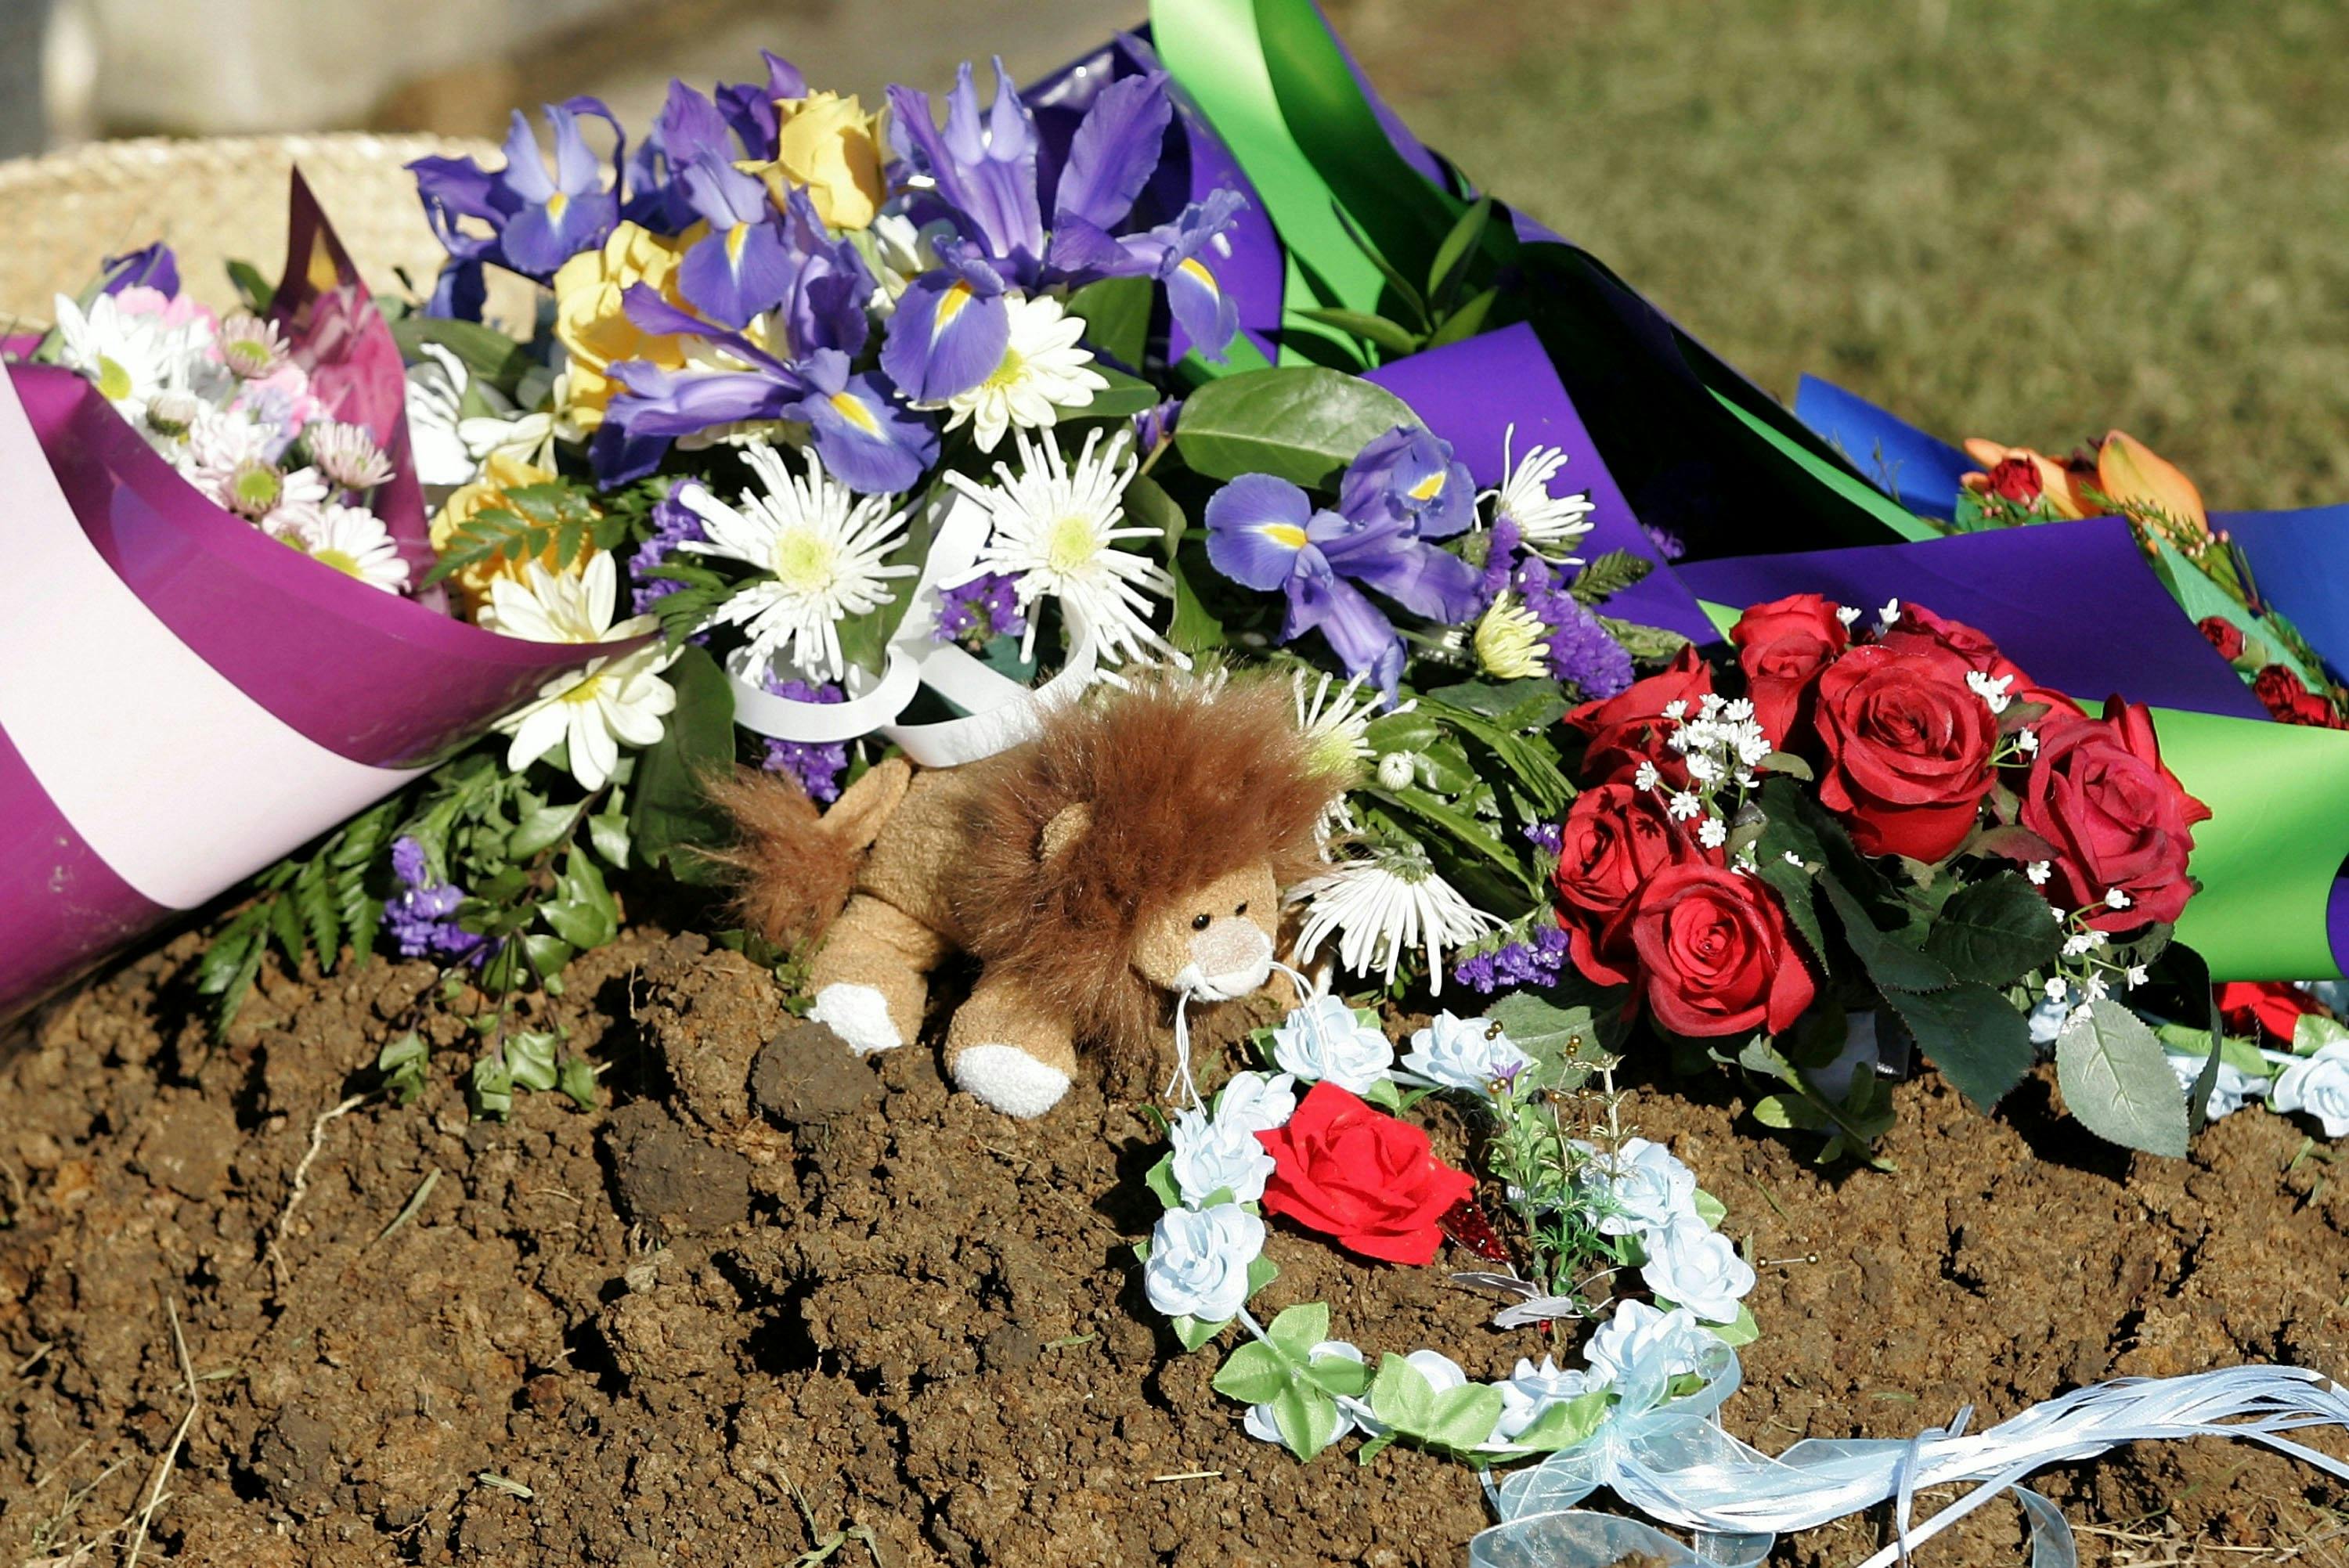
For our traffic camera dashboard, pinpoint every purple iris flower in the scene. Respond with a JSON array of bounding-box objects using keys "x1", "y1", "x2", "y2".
[
  {"x1": 1340, "y1": 425, "x2": 1478, "y2": 540},
  {"x1": 717, "y1": 52, "x2": 807, "y2": 158},
  {"x1": 677, "y1": 151, "x2": 796, "y2": 327},
  {"x1": 1204, "y1": 474, "x2": 1411, "y2": 697},
  {"x1": 410, "y1": 97, "x2": 625, "y2": 290},
  {"x1": 623, "y1": 81, "x2": 736, "y2": 233},
  {"x1": 100, "y1": 242, "x2": 178, "y2": 297},
  {"x1": 890, "y1": 58, "x2": 1246, "y2": 364},
  {"x1": 781, "y1": 350, "x2": 939, "y2": 496},
  {"x1": 879, "y1": 244, "x2": 1009, "y2": 403}
]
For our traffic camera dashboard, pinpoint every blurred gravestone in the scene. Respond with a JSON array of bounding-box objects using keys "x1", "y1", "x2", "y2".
[{"x1": 0, "y1": 0, "x2": 49, "y2": 157}]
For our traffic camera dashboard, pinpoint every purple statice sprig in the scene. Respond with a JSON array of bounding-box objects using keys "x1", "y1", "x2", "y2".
[
  {"x1": 1451, "y1": 919, "x2": 1571, "y2": 997},
  {"x1": 1508, "y1": 552, "x2": 1635, "y2": 700},
  {"x1": 387, "y1": 836, "x2": 488, "y2": 964},
  {"x1": 933, "y1": 571, "x2": 1029, "y2": 648},
  {"x1": 762, "y1": 678, "x2": 850, "y2": 802},
  {"x1": 629, "y1": 479, "x2": 712, "y2": 616}
]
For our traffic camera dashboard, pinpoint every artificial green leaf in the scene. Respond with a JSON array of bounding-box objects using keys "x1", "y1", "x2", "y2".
[
  {"x1": 389, "y1": 315, "x2": 532, "y2": 392},
  {"x1": 377, "y1": 1031, "x2": 428, "y2": 1106},
  {"x1": 2056, "y1": 1000, "x2": 2191, "y2": 1157},
  {"x1": 1690, "y1": 1188, "x2": 1727, "y2": 1227},
  {"x1": 586, "y1": 809, "x2": 632, "y2": 869},
  {"x1": 1709, "y1": 1304, "x2": 1760, "y2": 1346},
  {"x1": 1365, "y1": 1078, "x2": 1404, "y2": 1112},
  {"x1": 556, "y1": 1056, "x2": 598, "y2": 1110},
  {"x1": 1246, "y1": 1253, "x2": 1279, "y2": 1296},
  {"x1": 1172, "y1": 1314, "x2": 1229, "y2": 1352},
  {"x1": 1368, "y1": 1354, "x2": 1437, "y2": 1430},
  {"x1": 469, "y1": 1055, "x2": 515, "y2": 1120},
  {"x1": 1754, "y1": 857, "x2": 1829, "y2": 978},
  {"x1": 1485, "y1": 992, "x2": 1601, "y2": 1090},
  {"x1": 1506, "y1": 1390, "x2": 1610, "y2": 1453},
  {"x1": 1081, "y1": 365, "x2": 1163, "y2": 420},
  {"x1": 628, "y1": 646, "x2": 736, "y2": 878},
  {"x1": 1143, "y1": 1153, "x2": 1184, "y2": 1211},
  {"x1": 509, "y1": 799, "x2": 586, "y2": 862},
  {"x1": 1425, "y1": 677, "x2": 1569, "y2": 733},
  {"x1": 1880, "y1": 979, "x2": 2033, "y2": 1111},
  {"x1": 1265, "y1": 1302, "x2": 1331, "y2": 1357},
  {"x1": 1423, "y1": 1383, "x2": 1506, "y2": 1451},
  {"x1": 226, "y1": 258, "x2": 276, "y2": 314},
  {"x1": 1921, "y1": 871, "x2": 2066, "y2": 988},
  {"x1": 1565, "y1": 549, "x2": 1654, "y2": 607},
  {"x1": 1427, "y1": 194, "x2": 1493, "y2": 304},
  {"x1": 1173, "y1": 367, "x2": 1418, "y2": 490},
  {"x1": 1063, "y1": 275, "x2": 1153, "y2": 369},
  {"x1": 1305, "y1": 1354, "x2": 1373, "y2": 1400},
  {"x1": 1424, "y1": 287, "x2": 1499, "y2": 350},
  {"x1": 1817, "y1": 871, "x2": 1954, "y2": 994},
  {"x1": 1211, "y1": 1341, "x2": 1294, "y2": 1405},
  {"x1": 506, "y1": 1030, "x2": 561, "y2": 1093},
  {"x1": 1269, "y1": 1382, "x2": 1344, "y2": 1462},
  {"x1": 1295, "y1": 306, "x2": 1423, "y2": 358},
  {"x1": 543, "y1": 849, "x2": 619, "y2": 950}
]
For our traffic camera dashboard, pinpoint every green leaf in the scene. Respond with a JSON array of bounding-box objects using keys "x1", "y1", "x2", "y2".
[
  {"x1": 1754, "y1": 857, "x2": 1829, "y2": 978},
  {"x1": 1173, "y1": 367, "x2": 1418, "y2": 490},
  {"x1": 1171, "y1": 1314, "x2": 1229, "y2": 1353},
  {"x1": 1063, "y1": 276, "x2": 1153, "y2": 369},
  {"x1": 1485, "y1": 992, "x2": 1600, "y2": 1091},
  {"x1": 1368, "y1": 1354, "x2": 1437, "y2": 1430},
  {"x1": 1425, "y1": 677, "x2": 1568, "y2": 732},
  {"x1": 1268, "y1": 1382, "x2": 1344, "y2": 1462},
  {"x1": 1143, "y1": 1152, "x2": 1184, "y2": 1210},
  {"x1": 1423, "y1": 286, "x2": 1499, "y2": 350},
  {"x1": 1305, "y1": 1354, "x2": 1372, "y2": 1399},
  {"x1": 1211, "y1": 1341, "x2": 1294, "y2": 1405},
  {"x1": 1294, "y1": 306, "x2": 1423, "y2": 358},
  {"x1": 1709, "y1": 1305, "x2": 1760, "y2": 1346},
  {"x1": 1690, "y1": 1188, "x2": 1727, "y2": 1227},
  {"x1": 1365, "y1": 1078, "x2": 1403, "y2": 1112},
  {"x1": 521, "y1": 933, "x2": 576, "y2": 983},
  {"x1": 586, "y1": 809, "x2": 632, "y2": 870},
  {"x1": 378, "y1": 1031, "x2": 428, "y2": 1106},
  {"x1": 509, "y1": 799, "x2": 586, "y2": 862},
  {"x1": 1921, "y1": 872, "x2": 2065, "y2": 988},
  {"x1": 1566, "y1": 549, "x2": 1654, "y2": 607},
  {"x1": 1080, "y1": 365, "x2": 1162, "y2": 421},
  {"x1": 1246, "y1": 1253, "x2": 1279, "y2": 1297},
  {"x1": 1264, "y1": 1301, "x2": 1331, "y2": 1358},
  {"x1": 2056, "y1": 1000, "x2": 2191, "y2": 1157},
  {"x1": 226, "y1": 258, "x2": 276, "y2": 313},
  {"x1": 1817, "y1": 871, "x2": 1955, "y2": 994},
  {"x1": 469, "y1": 1055, "x2": 515, "y2": 1121},
  {"x1": 1506, "y1": 1390, "x2": 1610, "y2": 1452},
  {"x1": 628, "y1": 646, "x2": 737, "y2": 878},
  {"x1": 390, "y1": 314, "x2": 533, "y2": 393},
  {"x1": 1427, "y1": 194, "x2": 1493, "y2": 304},
  {"x1": 543, "y1": 849, "x2": 619, "y2": 950},
  {"x1": 556, "y1": 1056, "x2": 598, "y2": 1111},
  {"x1": 1423, "y1": 1383, "x2": 1506, "y2": 1451},
  {"x1": 506, "y1": 1030, "x2": 561, "y2": 1093},
  {"x1": 1880, "y1": 980, "x2": 2033, "y2": 1111}
]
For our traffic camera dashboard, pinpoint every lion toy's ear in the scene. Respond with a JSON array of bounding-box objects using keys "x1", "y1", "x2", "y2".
[{"x1": 1037, "y1": 801, "x2": 1094, "y2": 862}]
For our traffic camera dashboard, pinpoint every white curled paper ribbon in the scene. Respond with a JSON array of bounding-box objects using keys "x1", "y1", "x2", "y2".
[
  {"x1": 726, "y1": 492, "x2": 1100, "y2": 768},
  {"x1": 1470, "y1": 1351, "x2": 2349, "y2": 1568}
]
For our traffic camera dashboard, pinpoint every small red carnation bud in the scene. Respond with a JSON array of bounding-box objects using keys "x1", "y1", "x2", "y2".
[
  {"x1": 1986, "y1": 456, "x2": 2043, "y2": 505},
  {"x1": 1437, "y1": 1195, "x2": 1512, "y2": 1264},
  {"x1": 2196, "y1": 616, "x2": 2246, "y2": 662}
]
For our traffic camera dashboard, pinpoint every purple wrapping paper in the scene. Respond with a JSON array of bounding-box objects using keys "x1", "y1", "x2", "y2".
[
  {"x1": 1674, "y1": 517, "x2": 2268, "y2": 722},
  {"x1": 1364, "y1": 323, "x2": 1719, "y2": 646}
]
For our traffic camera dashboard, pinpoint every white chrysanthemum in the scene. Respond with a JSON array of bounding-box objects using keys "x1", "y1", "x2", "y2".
[
  {"x1": 1474, "y1": 593, "x2": 1550, "y2": 679},
  {"x1": 677, "y1": 442, "x2": 917, "y2": 683},
  {"x1": 308, "y1": 420, "x2": 395, "y2": 492},
  {"x1": 1485, "y1": 424, "x2": 1596, "y2": 559},
  {"x1": 277, "y1": 503, "x2": 410, "y2": 594},
  {"x1": 935, "y1": 291, "x2": 1109, "y2": 452},
  {"x1": 944, "y1": 427, "x2": 1178, "y2": 667},
  {"x1": 1293, "y1": 670, "x2": 1381, "y2": 779},
  {"x1": 52, "y1": 291, "x2": 199, "y2": 423},
  {"x1": 482, "y1": 553, "x2": 680, "y2": 790},
  {"x1": 1293, "y1": 844, "x2": 1500, "y2": 994}
]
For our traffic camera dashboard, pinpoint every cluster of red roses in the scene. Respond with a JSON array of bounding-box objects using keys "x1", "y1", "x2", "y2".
[
  {"x1": 2196, "y1": 616, "x2": 2349, "y2": 731},
  {"x1": 1549, "y1": 595, "x2": 2212, "y2": 1040}
]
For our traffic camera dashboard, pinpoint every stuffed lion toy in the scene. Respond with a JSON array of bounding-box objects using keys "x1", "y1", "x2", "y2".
[{"x1": 713, "y1": 675, "x2": 1345, "y2": 1117}]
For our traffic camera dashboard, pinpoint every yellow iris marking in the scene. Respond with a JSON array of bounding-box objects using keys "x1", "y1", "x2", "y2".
[
  {"x1": 933, "y1": 281, "x2": 973, "y2": 337},
  {"x1": 1259, "y1": 523, "x2": 1309, "y2": 550},
  {"x1": 1175, "y1": 257, "x2": 1217, "y2": 293},
  {"x1": 725, "y1": 222, "x2": 751, "y2": 268},
  {"x1": 547, "y1": 190, "x2": 572, "y2": 223},
  {"x1": 828, "y1": 391, "x2": 882, "y2": 436},
  {"x1": 1408, "y1": 470, "x2": 1447, "y2": 502}
]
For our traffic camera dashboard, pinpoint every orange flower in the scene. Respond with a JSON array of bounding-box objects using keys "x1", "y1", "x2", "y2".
[{"x1": 2094, "y1": 429, "x2": 2209, "y2": 537}]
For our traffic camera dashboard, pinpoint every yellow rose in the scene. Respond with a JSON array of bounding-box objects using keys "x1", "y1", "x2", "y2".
[
  {"x1": 429, "y1": 451, "x2": 579, "y2": 617},
  {"x1": 551, "y1": 222, "x2": 691, "y2": 431},
  {"x1": 760, "y1": 92, "x2": 889, "y2": 231}
]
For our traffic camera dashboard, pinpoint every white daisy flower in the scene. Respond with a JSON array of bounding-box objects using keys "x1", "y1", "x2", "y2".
[
  {"x1": 1293, "y1": 844, "x2": 1500, "y2": 995},
  {"x1": 677, "y1": 442, "x2": 918, "y2": 684},
  {"x1": 52, "y1": 290, "x2": 198, "y2": 423},
  {"x1": 481, "y1": 553, "x2": 680, "y2": 791},
  {"x1": 944, "y1": 427, "x2": 1178, "y2": 667},
  {"x1": 1485, "y1": 424, "x2": 1595, "y2": 558},
  {"x1": 308, "y1": 420, "x2": 395, "y2": 492},
  {"x1": 276, "y1": 503, "x2": 410, "y2": 594},
  {"x1": 933, "y1": 291, "x2": 1109, "y2": 453},
  {"x1": 216, "y1": 311, "x2": 292, "y2": 380}
]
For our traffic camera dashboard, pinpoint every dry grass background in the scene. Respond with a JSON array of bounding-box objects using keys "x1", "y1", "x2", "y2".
[{"x1": 1334, "y1": 0, "x2": 2349, "y2": 511}]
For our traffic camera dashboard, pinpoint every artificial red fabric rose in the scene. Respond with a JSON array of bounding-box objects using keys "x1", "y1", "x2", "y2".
[
  {"x1": 1811, "y1": 640, "x2": 2000, "y2": 862},
  {"x1": 1564, "y1": 644, "x2": 1713, "y2": 786},
  {"x1": 1627, "y1": 863, "x2": 1817, "y2": 1037},
  {"x1": 1552, "y1": 783, "x2": 1712, "y2": 986},
  {"x1": 2197, "y1": 617, "x2": 2246, "y2": 664},
  {"x1": 2217, "y1": 980, "x2": 2325, "y2": 1041},
  {"x1": 2252, "y1": 665, "x2": 2344, "y2": 729},
  {"x1": 1730, "y1": 593, "x2": 1849, "y2": 749},
  {"x1": 2018, "y1": 697, "x2": 2212, "y2": 931},
  {"x1": 1985, "y1": 456, "x2": 2044, "y2": 506},
  {"x1": 1254, "y1": 1082, "x2": 1477, "y2": 1265},
  {"x1": 1878, "y1": 602, "x2": 2082, "y2": 721}
]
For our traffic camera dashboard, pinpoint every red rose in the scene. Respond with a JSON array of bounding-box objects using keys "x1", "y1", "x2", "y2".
[
  {"x1": 1811, "y1": 640, "x2": 2000, "y2": 862},
  {"x1": 2198, "y1": 617, "x2": 2246, "y2": 663},
  {"x1": 1565, "y1": 644, "x2": 1713, "y2": 785},
  {"x1": 2253, "y1": 665, "x2": 2344, "y2": 729},
  {"x1": 1730, "y1": 593, "x2": 1849, "y2": 749},
  {"x1": 1878, "y1": 602, "x2": 2082, "y2": 721},
  {"x1": 2217, "y1": 980, "x2": 2324, "y2": 1041},
  {"x1": 1255, "y1": 1083, "x2": 1476, "y2": 1265},
  {"x1": 1552, "y1": 783, "x2": 1712, "y2": 986},
  {"x1": 1985, "y1": 456, "x2": 2044, "y2": 505},
  {"x1": 2018, "y1": 698, "x2": 2212, "y2": 930},
  {"x1": 1628, "y1": 863, "x2": 1818, "y2": 1037}
]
